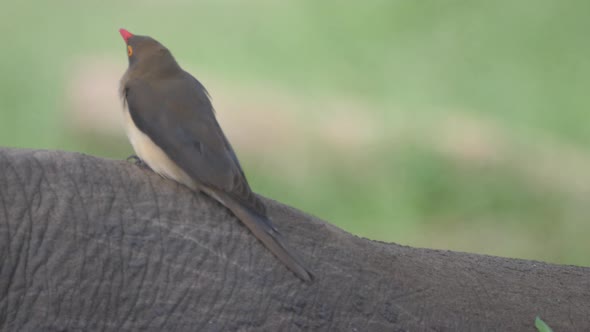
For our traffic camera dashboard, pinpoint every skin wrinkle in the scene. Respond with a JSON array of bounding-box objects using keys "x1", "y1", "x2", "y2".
[
  {"x1": 193, "y1": 246, "x2": 230, "y2": 331},
  {"x1": 160, "y1": 217, "x2": 258, "y2": 275},
  {"x1": 7, "y1": 304, "x2": 123, "y2": 332},
  {"x1": 459, "y1": 269, "x2": 486, "y2": 323},
  {"x1": 389, "y1": 287, "x2": 431, "y2": 303},
  {"x1": 496, "y1": 267, "x2": 523, "y2": 328},
  {"x1": 0, "y1": 153, "x2": 13, "y2": 326},
  {"x1": 120, "y1": 168, "x2": 176, "y2": 319},
  {"x1": 454, "y1": 273, "x2": 478, "y2": 327},
  {"x1": 350, "y1": 267, "x2": 373, "y2": 318},
  {"x1": 7, "y1": 149, "x2": 589, "y2": 330},
  {"x1": 571, "y1": 299, "x2": 585, "y2": 330},
  {"x1": 18, "y1": 154, "x2": 272, "y2": 330},
  {"x1": 106, "y1": 182, "x2": 296, "y2": 329},
  {"x1": 342, "y1": 274, "x2": 365, "y2": 327},
  {"x1": 30, "y1": 156, "x2": 59, "y2": 258},
  {"x1": 162, "y1": 291, "x2": 189, "y2": 331},
  {"x1": 56, "y1": 223, "x2": 220, "y2": 328},
  {"x1": 374, "y1": 296, "x2": 426, "y2": 331},
  {"x1": 145, "y1": 170, "x2": 166, "y2": 257},
  {"x1": 64, "y1": 158, "x2": 94, "y2": 330},
  {"x1": 225, "y1": 207, "x2": 263, "y2": 275},
  {"x1": 40, "y1": 154, "x2": 310, "y2": 330},
  {"x1": 128, "y1": 240, "x2": 151, "y2": 329},
  {"x1": 320, "y1": 286, "x2": 338, "y2": 331},
  {"x1": 50, "y1": 260, "x2": 69, "y2": 328},
  {"x1": 96, "y1": 171, "x2": 119, "y2": 232},
  {"x1": 471, "y1": 269, "x2": 494, "y2": 324},
  {"x1": 268, "y1": 214, "x2": 319, "y2": 248},
  {"x1": 2, "y1": 153, "x2": 33, "y2": 327},
  {"x1": 320, "y1": 273, "x2": 348, "y2": 330},
  {"x1": 60, "y1": 213, "x2": 258, "y2": 283},
  {"x1": 29, "y1": 156, "x2": 66, "y2": 327},
  {"x1": 90, "y1": 182, "x2": 118, "y2": 331},
  {"x1": 28, "y1": 156, "x2": 45, "y2": 224},
  {"x1": 185, "y1": 191, "x2": 213, "y2": 271},
  {"x1": 227, "y1": 235, "x2": 276, "y2": 325},
  {"x1": 117, "y1": 192, "x2": 152, "y2": 329},
  {"x1": 243, "y1": 251, "x2": 273, "y2": 329},
  {"x1": 113, "y1": 189, "x2": 146, "y2": 330},
  {"x1": 141, "y1": 171, "x2": 180, "y2": 328},
  {"x1": 382, "y1": 279, "x2": 435, "y2": 330},
  {"x1": 19, "y1": 160, "x2": 38, "y2": 326},
  {"x1": 20, "y1": 153, "x2": 54, "y2": 324},
  {"x1": 229, "y1": 285, "x2": 257, "y2": 330},
  {"x1": 177, "y1": 284, "x2": 203, "y2": 329},
  {"x1": 120, "y1": 174, "x2": 161, "y2": 327},
  {"x1": 291, "y1": 249, "x2": 340, "y2": 329},
  {"x1": 158, "y1": 282, "x2": 193, "y2": 330},
  {"x1": 284, "y1": 278, "x2": 321, "y2": 328},
  {"x1": 35, "y1": 166, "x2": 78, "y2": 332},
  {"x1": 566, "y1": 280, "x2": 584, "y2": 330},
  {"x1": 260, "y1": 271, "x2": 280, "y2": 326},
  {"x1": 280, "y1": 287, "x2": 296, "y2": 332},
  {"x1": 367, "y1": 279, "x2": 394, "y2": 326},
  {"x1": 215, "y1": 257, "x2": 244, "y2": 331},
  {"x1": 110, "y1": 168, "x2": 135, "y2": 329},
  {"x1": 220, "y1": 243, "x2": 240, "y2": 298}
]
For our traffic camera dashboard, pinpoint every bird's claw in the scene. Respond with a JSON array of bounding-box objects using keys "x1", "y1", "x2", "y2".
[{"x1": 127, "y1": 155, "x2": 150, "y2": 169}]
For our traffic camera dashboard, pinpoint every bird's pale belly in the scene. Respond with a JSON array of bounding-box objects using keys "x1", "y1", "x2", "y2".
[{"x1": 123, "y1": 109, "x2": 197, "y2": 189}]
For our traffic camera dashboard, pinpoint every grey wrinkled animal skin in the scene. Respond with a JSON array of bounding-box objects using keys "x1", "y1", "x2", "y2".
[{"x1": 0, "y1": 148, "x2": 588, "y2": 331}]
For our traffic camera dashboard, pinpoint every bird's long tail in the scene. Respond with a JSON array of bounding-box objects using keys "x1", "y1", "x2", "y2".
[{"x1": 203, "y1": 188, "x2": 313, "y2": 282}]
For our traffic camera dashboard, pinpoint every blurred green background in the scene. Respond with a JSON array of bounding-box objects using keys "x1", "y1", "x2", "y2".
[{"x1": 2, "y1": 0, "x2": 589, "y2": 266}]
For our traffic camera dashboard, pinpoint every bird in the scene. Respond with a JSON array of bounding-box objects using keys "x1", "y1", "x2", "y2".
[{"x1": 117, "y1": 28, "x2": 312, "y2": 282}]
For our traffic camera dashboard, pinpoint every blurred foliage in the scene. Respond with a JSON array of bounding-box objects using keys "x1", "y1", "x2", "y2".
[{"x1": 1, "y1": 0, "x2": 589, "y2": 265}]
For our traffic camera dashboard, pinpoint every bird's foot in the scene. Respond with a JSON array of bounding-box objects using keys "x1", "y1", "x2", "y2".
[{"x1": 126, "y1": 155, "x2": 151, "y2": 169}]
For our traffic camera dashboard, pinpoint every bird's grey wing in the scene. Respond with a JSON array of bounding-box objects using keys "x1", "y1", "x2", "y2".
[
  {"x1": 182, "y1": 73, "x2": 268, "y2": 216},
  {"x1": 125, "y1": 77, "x2": 313, "y2": 281},
  {"x1": 124, "y1": 77, "x2": 268, "y2": 217}
]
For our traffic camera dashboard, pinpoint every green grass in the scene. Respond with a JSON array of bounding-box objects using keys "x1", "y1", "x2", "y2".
[
  {"x1": 535, "y1": 316, "x2": 554, "y2": 332},
  {"x1": 1, "y1": 0, "x2": 590, "y2": 266}
]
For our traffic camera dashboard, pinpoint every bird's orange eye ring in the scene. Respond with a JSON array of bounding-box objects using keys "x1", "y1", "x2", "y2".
[{"x1": 127, "y1": 45, "x2": 133, "y2": 57}]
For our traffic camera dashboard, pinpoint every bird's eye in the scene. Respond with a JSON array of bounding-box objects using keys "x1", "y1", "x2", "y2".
[{"x1": 127, "y1": 45, "x2": 133, "y2": 57}]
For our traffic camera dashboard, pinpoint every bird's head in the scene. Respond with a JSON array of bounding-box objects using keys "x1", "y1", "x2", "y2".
[{"x1": 119, "y1": 28, "x2": 179, "y2": 75}]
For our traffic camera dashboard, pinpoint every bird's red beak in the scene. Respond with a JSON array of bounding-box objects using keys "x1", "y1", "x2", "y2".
[{"x1": 119, "y1": 28, "x2": 133, "y2": 43}]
